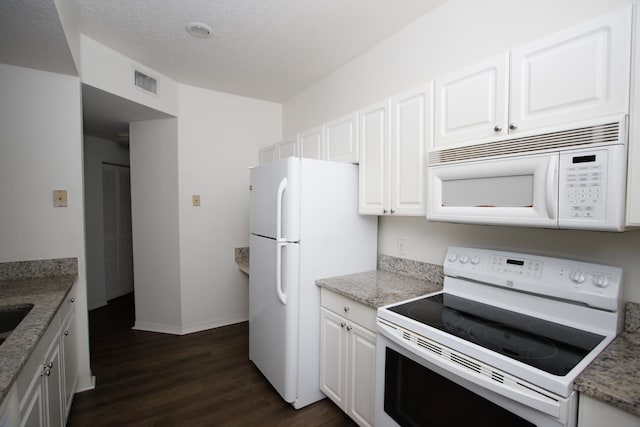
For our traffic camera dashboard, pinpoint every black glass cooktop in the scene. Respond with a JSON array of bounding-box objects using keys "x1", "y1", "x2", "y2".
[{"x1": 388, "y1": 293, "x2": 605, "y2": 376}]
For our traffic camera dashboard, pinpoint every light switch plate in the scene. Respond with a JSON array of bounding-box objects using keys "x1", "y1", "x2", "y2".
[
  {"x1": 53, "y1": 190, "x2": 67, "y2": 207},
  {"x1": 192, "y1": 195, "x2": 201, "y2": 206}
]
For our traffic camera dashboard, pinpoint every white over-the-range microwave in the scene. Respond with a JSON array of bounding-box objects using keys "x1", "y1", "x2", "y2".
[{"x1": 427, "y1": 115, "x2": 629, "y2": 231}]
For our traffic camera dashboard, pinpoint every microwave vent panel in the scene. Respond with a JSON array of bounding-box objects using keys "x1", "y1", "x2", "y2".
[{"x1": 428, "y1": 120, "x2": 623, "y2": 165}]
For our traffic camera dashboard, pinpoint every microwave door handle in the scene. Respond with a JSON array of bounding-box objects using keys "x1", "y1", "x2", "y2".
[{"x1": 546, "y1": 156, "x2": 558, "y2": 220}]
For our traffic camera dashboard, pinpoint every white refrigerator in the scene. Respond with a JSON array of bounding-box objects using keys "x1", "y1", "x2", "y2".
[{"x1": 249, "y1": 157, "x2": 377, "y2": 409}]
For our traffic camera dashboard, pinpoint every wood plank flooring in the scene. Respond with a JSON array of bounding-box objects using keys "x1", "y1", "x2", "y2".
[{"x1": 67, "y1": 294, "x2": 356, "y2": 426}]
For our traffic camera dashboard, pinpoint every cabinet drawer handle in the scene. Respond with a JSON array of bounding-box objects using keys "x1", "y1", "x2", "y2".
[
  {"x1": 346, "y1": 326, "x2": 352, "y2": 332},
  {"x1": 494, "y1": 125, "x2": 502, "y2": 132},
  {"x1": 390, "y1": 209, "x2": 395, "y2": 214},
  {"x1": 340, "y1": 322, "x2": 346, "y2": 328},
  {"x1": 382, "y1": 209, "x2": 388, "y2": 214},
  {"x1": 64, "y1": 330, "x2": 69, "y2": 336},
  {"x1": 509, "y1": 122, "x2": 518, "y2": 130},
  {"x1": 343, "y1": 306, "x2": 350, "y2": 312},
  {"x1": 70, "y1": 297, "x2": 75, "y2": 303},
  {"x1": 45, "y1": 362, "x2": 53, "y2": 369},
  {"x1": 44, "y1": 368, "x2": 51, "y2": 377}
]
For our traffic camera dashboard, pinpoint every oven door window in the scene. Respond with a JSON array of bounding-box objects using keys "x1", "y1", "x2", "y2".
[{"x1": 384, "y1": 348, "x2": 535, "y2": 427}]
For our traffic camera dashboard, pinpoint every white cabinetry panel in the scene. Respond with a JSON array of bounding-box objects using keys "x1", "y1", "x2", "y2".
[
  {"x1": 299, "y1": 127, "x2": 324, "y2": 160},
  {"x1": 359, "y1": 100, "x2": 391, "y2": 215},
  {"x1": 325, "y1": 112, "x2": 359, "y2": 163},
  {"x1": 510, "y1": 5, "x2": 631, "y2": 133},
  {"x1": 434, "y1": 54, "x2": 509, "y2": 146},
  {"x1": 277, "y1": 138, "x2": 298, "y2": 159}
]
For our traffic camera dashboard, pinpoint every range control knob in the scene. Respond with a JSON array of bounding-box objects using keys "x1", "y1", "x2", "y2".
[
  {"x1": 570, "y1": 271, "x2": 586, "y2": 284},
  {"x1": 447, "y1": 253, "x2": 458, "y2": 262},
  {"x1": 471, "y1": 256, "x2": 480, "y2": 265},
  {"x1": 592, "y1": 274, "x2": 610, "y2": 288},
  {"x1": 459, "y1": 255, "x2": 469, "y2": 264}
]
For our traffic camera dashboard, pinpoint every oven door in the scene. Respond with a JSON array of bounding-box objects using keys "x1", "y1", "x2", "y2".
[
  {"x1": 375, "y1": 323, "x2": 578, "y2": 427},
  {"x1": 427, "y1": 153, "x2": 558, "y2": 228}
]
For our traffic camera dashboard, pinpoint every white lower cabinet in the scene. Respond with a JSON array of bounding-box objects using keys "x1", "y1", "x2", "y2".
[
  {"x1": 578, "y1": 395, "x2": 640, "y2": 427},
  {"x1": 320, "y1": 289, "x2": 376, "y2": 427},
  {"x1": 16, "y1": 285, "x2": 77, "y2": 427}
]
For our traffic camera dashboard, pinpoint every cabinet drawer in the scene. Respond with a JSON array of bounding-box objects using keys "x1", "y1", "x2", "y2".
[{"x1": 321, "y1": 288, "x2": 376, "y2": 331}]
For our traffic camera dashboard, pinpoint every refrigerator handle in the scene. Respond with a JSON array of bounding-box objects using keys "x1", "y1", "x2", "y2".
[
  {"x1": 275, "y1": 177, "x2": 288, "y2": 305},
  {"x1": 276, "y1": 241, "x2": 287, "y2": 305},
  {"x1": 276, "y1": 177, "x2": 287, "y2": 242}
]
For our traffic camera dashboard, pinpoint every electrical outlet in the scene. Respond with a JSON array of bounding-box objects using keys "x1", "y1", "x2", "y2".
[
  {"x1": 53, "y1": 190, "x2": 67, "y2": 207},
  {"x1": 397, "y1": 238, "x2": 406, "y2": 255},
  {"x1": 192, "y1": 195, "x2": 201, "y2": 206}
]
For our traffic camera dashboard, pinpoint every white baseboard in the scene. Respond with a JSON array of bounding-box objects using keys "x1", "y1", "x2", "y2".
[
  {"x1": 75, "y1": 374, "x2": 95, "y2": 393},
  {"x1": 88, "y1": 300, "x2": 107, "y2": 311},
  {"x1": 132, "y1": 321, "x2": 183, "y2": 335},
  {"x1": 133, "y1": 317, "x2": 249, "y2": 336}
]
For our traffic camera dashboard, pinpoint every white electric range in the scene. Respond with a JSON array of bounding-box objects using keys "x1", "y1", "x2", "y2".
[{"x1": 375, "y1": 246, "x2": 622, "y2": 427}]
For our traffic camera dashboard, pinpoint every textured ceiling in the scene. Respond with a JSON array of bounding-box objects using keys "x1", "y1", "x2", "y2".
[
  {"x1": 68, "y1": 0, "x2": 447, "y2": 102},
  {"x1": 0, "y1": 0, "x2": 76, "y2": 76}
]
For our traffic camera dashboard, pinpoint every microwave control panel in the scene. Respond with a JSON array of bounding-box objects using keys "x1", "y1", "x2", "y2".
[{"x1": 558, "y1": 145, "x2": 626, "y2": 231}]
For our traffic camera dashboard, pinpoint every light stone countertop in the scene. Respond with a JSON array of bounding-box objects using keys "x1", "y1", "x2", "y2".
[
  {"x1": 316, "y1": 270, "x2": 442, "y2": 309},
  {"x1": 574, "y1": 302, "x2": 640, "y2": 417},
  {"x1": 0, "y1": 259, "x2": 77, "y2": 405}
]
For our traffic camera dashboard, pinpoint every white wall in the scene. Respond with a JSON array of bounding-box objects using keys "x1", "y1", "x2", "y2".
[
  {"x1": 281, "y1": 0, "x2": 640, "y2": 303},
  {"x1": 129, "y1": 118, "x2": 182, "y2": 332},
  {"x1": 0, "y1": 63, "x2": 93, "y2": 390},
  {"x1": 177, "y1": 83, "x2": 282, "y2": 333},
  {"x1": 83, "y1": 135, "x2": 130, "y2": 310}
]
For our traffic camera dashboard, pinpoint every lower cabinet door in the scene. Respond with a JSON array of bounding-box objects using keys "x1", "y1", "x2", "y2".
[
  {"x1": 320, "y1": 308, "x2": 347, "y2": 410},
  {"x1": 61, "y1": 310, "x2": 78, "y2": 419},
  {"x1": 19, "y1": 371, "x2": 45, "y2": 427},
  {"x1": 43, "y1": 339, "x2": 64, "y2": 427},
  {"x1": 347, "y1": 323, "x2": 376, "y2": 427}
]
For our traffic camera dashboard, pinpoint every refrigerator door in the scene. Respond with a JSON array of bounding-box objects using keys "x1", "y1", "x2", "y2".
[
  {"x1": 250, "y1": 158, "x2": 300, "y2": 241},
  {"x1": 249, "y1": 233, "x2": 300, "y2": 403}
]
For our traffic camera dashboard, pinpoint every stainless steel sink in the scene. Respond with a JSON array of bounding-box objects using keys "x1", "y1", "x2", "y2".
[{"x1": 0, "y1": 304, "x2": 33, "y2": 345}]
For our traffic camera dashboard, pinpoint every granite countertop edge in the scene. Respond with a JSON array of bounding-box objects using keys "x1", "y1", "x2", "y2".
[
  {"x1": 315, "y1": 269, "x2": 442, "y2": 309},
  {"x1": 0, "y1": 274, "x2": 77, "y2": 404},
  {"x1": 574, "y1": 302, "x2": 640, "y2": 418}
]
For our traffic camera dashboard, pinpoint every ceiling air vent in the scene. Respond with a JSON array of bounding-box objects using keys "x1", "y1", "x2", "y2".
[{"x1": 134, "y1": 70, "x2": 157, "y2": 95}]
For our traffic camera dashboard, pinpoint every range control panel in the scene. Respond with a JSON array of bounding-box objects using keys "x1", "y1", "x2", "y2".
[{"x1": 444, "y1": 246, "x2": 622, "y2": 311}]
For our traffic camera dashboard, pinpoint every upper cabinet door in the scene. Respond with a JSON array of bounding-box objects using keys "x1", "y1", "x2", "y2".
[
  {"x1": 434, "y1": 53, "x2": 509, "y2": 147},
  {"x1": 277, "y1": 138, "x2": 298, "y2": 159},
  {"x1": 359, "y1": 100, "x2": 391, "y2": 215},
  {"x1": 325, "y1": 112, "x2": 359, "y2": 164},
  {"x1": 390, "y1": 84, "x2": 433, "y2": 216},
  {"x1": 259, "y1": 145, "x2": 277, "y2": 164},
  {"x1": 300, "y1": 127, "x2": 325, "y2": 160},
  {"x1": 510, "y1": 5, "x2": 632, "y2": 134}
]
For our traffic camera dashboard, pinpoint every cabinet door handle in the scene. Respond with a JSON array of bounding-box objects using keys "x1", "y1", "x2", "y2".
[
  {"x1": 64, "y1": 330, "x2": 69, "y2": 336},
  {"x1": 45, "y1": 362, "x2": 53, "y2": 369},
  {"x1": 343, "y1": 306, "x2": 350, "y2": 312},
  {"x1": 509, "y1": 122, "x2": 518, "y2": 130},
  {"x1": 70, "y1": 297, "x2": 75, "y2": 303},
  {"x1": 346, "y1": 326, "x2": 352, "y2": 332},
  {"x1": 390, "y1": 209, "x2": 395, "y2": 214},
  {"x1": 494, "y1": 125, "x2": 502, "y2": 132},
  {"x1": 340, "y1": 322, "x2": 346, "y2": 328},
  {"x1": 382, "y1": 209, "x2": 388, "y2": 214},
  {"x1": 44, "y1": 368, "x2": 51, "y2": 377}
]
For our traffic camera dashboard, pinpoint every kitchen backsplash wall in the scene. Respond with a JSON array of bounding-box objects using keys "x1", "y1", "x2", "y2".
[{"x1": 378, "y1": 254, "x2": 443, "y2": 285}]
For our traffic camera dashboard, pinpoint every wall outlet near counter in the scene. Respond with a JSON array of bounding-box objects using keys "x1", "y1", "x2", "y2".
[
  {"x1": 192, "y1": 195, "x2": 201, "y2": 206},
  {"x1": 53, "y1": 190, "x2": 67, "y2": 207},
  {"x1": 397, "y1": 238, "x2": 407, "y2": 255}
]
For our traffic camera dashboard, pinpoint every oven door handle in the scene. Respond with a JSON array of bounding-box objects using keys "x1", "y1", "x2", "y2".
[{"x1": 378, "y1": 322, "x2": 566, "y2": 421}]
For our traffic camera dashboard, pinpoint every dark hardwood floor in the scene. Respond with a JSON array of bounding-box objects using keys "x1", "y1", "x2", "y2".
[{"x1": 68, "y1": 294, "x2": 356, "y2": 426}]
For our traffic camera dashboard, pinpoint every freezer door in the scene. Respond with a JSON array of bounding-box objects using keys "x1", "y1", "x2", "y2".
[
  {"x1": 250, "y1": 158, "x2": 300, "y2": 241},
  {"x1": 249, "y1": 234, "x2": 300, "y2": 403}
]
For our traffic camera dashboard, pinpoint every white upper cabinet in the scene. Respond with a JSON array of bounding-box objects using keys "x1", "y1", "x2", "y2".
[
  {"x1": 299, "y1": 127, "x2": 325, "y2": 160},
  {"x1": 433, "y1": 5, "x2": 631, "y2": 147},
  {"x1": 359, "y1": 84, "x2": 433, "y2": 216},
  {"x1": 325, "y1": 112, "x2": 359, "y2": 164},
  {"x1": 277, "y1": 138, "x2": 298, "y2": 159},
  {"x1": 434, "y1": 54, "x2": 509, "y2": 147},
  {"x1": 359, "y1": 100, "x2": 391, "y2": 215},
  {"x1": 390, "y1": 84, "x2": 433, "y2": 215},
  {"x1": 259, "y1": 145, "x2": 277, "y2": 164},
  {"x1": 510, "y1": 5, "x2": 632, "y2": 134}
]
